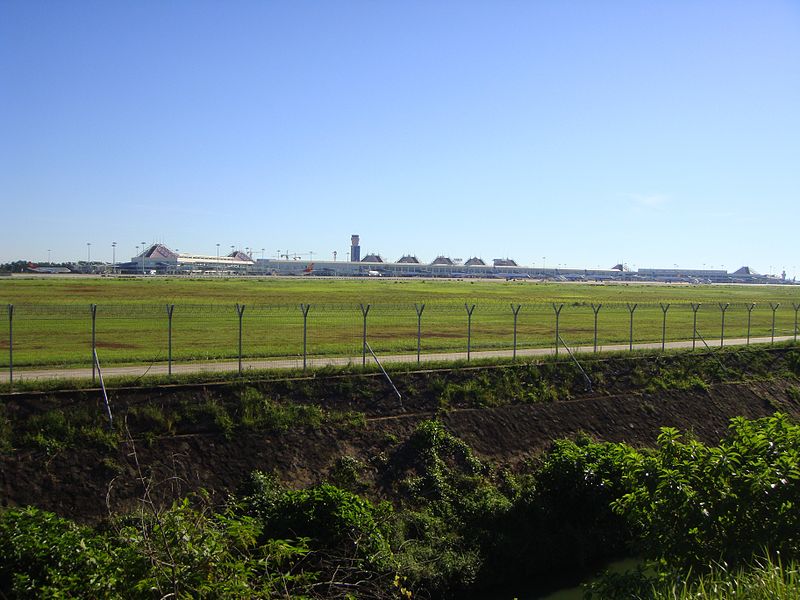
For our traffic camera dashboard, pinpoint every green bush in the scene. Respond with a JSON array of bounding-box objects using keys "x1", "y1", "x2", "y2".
[
  {"x1": 481, "y1": 436, "x2": 632, "y2": 586},
  {"x1": 245, "y1": 476, "x2": 393, "y2": 564},
  {"x1": 0, "y1": 506, "x2": 135, "y2": 598},
  {"x1": 614, "y1": 413, "x2": 800, "y2": 572}
]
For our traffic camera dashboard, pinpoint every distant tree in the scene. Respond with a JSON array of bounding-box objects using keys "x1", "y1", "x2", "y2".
[{"x1": 0, "y1": 260, "x2": 28, "y2": 273}]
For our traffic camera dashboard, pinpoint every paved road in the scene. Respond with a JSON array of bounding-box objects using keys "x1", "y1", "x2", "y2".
[{"x1": 1, "y1": 334, "x2": 795, "y2": 385}]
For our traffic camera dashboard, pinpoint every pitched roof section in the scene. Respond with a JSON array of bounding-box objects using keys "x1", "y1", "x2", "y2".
[
  {"x1": 142, "y1": 244, "x2": 178, "y2": 260},
  {"x1": 464, "y1": 257, "x2": 485, "y2": 266},
  {"x1": 733, "y1": 266, "x2": 759, "y2": 275},
  {"x1": 431, "y1": 256, "x2": 454, "y2": 265},
  {"x1": 493, "y1": 258, "x2": 517, "y2": 267},
  {"x1": 397, "y1": 255, "x2": 420, "y2": 264}
]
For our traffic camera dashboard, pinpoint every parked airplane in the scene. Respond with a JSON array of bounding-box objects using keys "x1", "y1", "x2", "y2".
[{"x1": 27, "y1": 262, "x2": 71, "y2": 274}]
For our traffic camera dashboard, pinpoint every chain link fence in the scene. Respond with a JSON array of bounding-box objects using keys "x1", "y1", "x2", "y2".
[{"x1": 3, "y1": 301, "x2": 799, "y2": 385}]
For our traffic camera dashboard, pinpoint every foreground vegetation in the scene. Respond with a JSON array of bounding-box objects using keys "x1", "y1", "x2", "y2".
[
  {"x1": 1, "y1": 277, "x2": 798, "y2": 369},
  {"x1": 3, "y1": 412, "x2": 800, "y2": 598}
]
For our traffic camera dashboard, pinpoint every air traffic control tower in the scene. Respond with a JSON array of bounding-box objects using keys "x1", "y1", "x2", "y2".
[{"x1": 350, "y1": 235, "x2": 361, "y2": 263}]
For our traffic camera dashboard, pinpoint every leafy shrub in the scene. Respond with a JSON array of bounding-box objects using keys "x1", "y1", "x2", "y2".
[
  {"x1": 244, "y1": 475, "x2": 393, "y2": 564},
  {"x1": 0, "y1": 506, "x2": 134, "y2": 598},
  {"x1": 330, "y1": 455, "x2": 369, "y2": 492},
  {"x1": 482, "y1": 436, "x2": 632, "y2": 585},
  {"x1": 398, "y1": 420, "x2": 485, "y2": 509},
  {"x1": 115, "y1": 497, "x2": 290, "y2": 598},
  {"x1": 0, "y1": 494, "x2": 319, "y2": 599},
  {"x1": 393, "y1": 508, "x2": 483, "y2": 593},
  {"x1": 614, "y1": 414, "x2": 800, "y2": 572}
]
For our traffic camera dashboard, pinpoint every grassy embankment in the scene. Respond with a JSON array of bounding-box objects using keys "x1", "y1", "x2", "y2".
[
  {"x1": 1, "y1": 277, "x2": 798, "y2": 368},
  {"x1": 2, "y1": 344, "x2": 800, "y2": 597}
]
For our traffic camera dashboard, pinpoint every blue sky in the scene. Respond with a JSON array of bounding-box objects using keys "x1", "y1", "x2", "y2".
[{"x1": 1, "y1": 1, "x2": 798, "y2": 275}]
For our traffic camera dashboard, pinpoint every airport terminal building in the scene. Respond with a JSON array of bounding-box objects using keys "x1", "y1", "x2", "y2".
[{"x1": 113, "y1": 243, "x2": 787, "y2": 285}]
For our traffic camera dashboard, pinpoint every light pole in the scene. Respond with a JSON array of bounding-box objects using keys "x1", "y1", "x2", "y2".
[
  {"x1": 112, "y1": 241, "x2": 116, "y2": 273},
  {"x1": 141, "y1": 241, "x2": 146, "y2": 274},
  {"x1": 47, "y1": 249, "x2": 51, "y2": 263},
  {"x1": 87, "y1": 242, "x2": 91, "y2": 267}
]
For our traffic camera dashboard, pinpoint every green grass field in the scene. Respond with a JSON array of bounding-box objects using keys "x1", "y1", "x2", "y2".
[{"x1": 1, "y1": 276, "x2": 799, "y2": 368}]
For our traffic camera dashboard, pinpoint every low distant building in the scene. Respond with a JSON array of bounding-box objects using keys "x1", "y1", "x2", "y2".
[{"x1": 117, "y1": 244, "x2": 255, "y2": 274}]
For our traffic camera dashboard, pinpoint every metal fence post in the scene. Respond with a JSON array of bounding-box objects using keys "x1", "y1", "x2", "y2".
[
  {"x1": 511, "y1": 304, "x2": 522, "y2": 360},
  {"x1": 552, "y1": 303, "x2": 564, "y2": 355},
  {"x1": 465, "y1": 304, "x2": 475, "y2": 361},
  {"x1": 691, "y1": 303, "x2": 701, "y2": 349},
  {"x1": 770, "y1": 303, "x2": 780, "y2": 344},
  {"x1": 591, "y1": 303, "x2": 602, "y2": 353},
  {"x1": 360, "y1": 304, "x2": 370, "y2": 366},
  {"x1": 415, "y1": 303, "x2": 425, "y2": 363},
  {"x1": 793, "y1": 303, "x2": 799, "y2": 342},
  {"x1": 235, "y1": 303, "x2": 245, "y2": 373},
  {"x1": 660, "y1": 303, "x2": 670, "y2": 351},
  {"x1": 627, "y1": 303, "x2": 638, "y2": 351},
  {"x1": 300, "y1": 304, "x2": 311, "y2": 370},
  {"x1": 719, "y1": 302, "x2": 729, "y2": 347},
  {"x1": 90, "y1": 304, "x2": 98, "y2": 382},
  {"x1": 7, "y1": 304, "x2": 12, "y2": 389},
  {"x1": 166, "y1": 304, "x2": 175, "y2": 377},
  {"x1": 747, "y1": 303, "x2": 756, "y2": 345}
]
